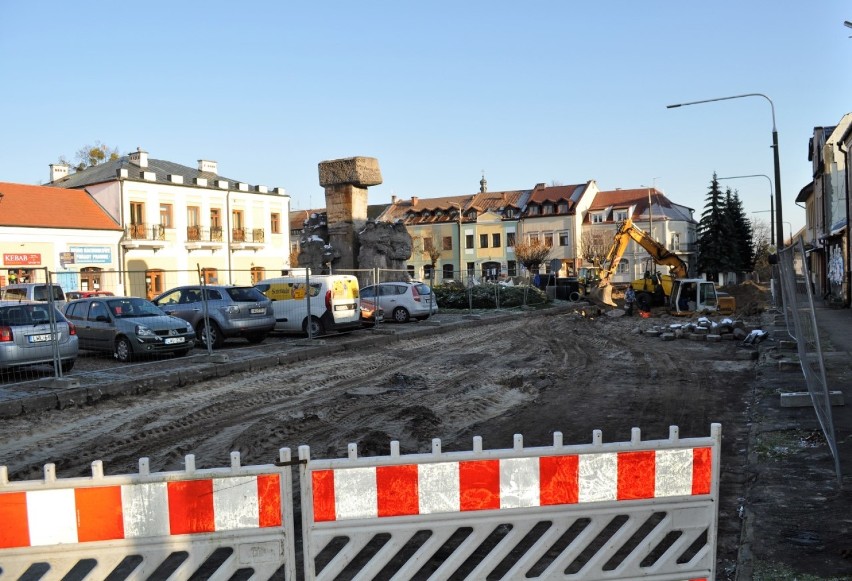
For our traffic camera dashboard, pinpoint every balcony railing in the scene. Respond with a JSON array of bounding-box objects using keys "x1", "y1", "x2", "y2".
[
  {"x1": 126, "y1": 223, "x2": 165, "y2": 241},
  {"x1": 186, "y1": 226, "x2": 227, "y2": 243},
  {"x1": 231, "y1": 228, "x2": 265, "y2": 243}
]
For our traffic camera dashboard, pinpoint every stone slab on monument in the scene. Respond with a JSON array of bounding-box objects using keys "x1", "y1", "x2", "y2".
[{"x1": 318, "y1": 157, "x2": 382, "y2": 188}]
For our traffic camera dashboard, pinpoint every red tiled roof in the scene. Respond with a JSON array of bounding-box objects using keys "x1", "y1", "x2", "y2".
[
  {"x1": 527, "y1": 183, "x2": 583, "y2": 205},
  {"x1": 589, "y1": 188, "x2": 667, "y2": 211},
  {"x1": 0, "y1": 182, "x2": 121, "y2": 230},
  {"x1": 289, "y1": 209, "x2": 324, "y2": 230},
  {"x1": 469, "y1": 190, "x2": 526, "y2": 212},
  {"x1": 380, "y1": 195, "x2": 472, "y2": 223}
]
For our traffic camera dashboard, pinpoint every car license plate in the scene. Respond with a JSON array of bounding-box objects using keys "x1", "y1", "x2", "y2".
[
  {"x1": 164, "y1": 337, "x2": 185, "y2": 345},
  {"x1": 334, "y1": 304, "x2": 354, "y2": 311},
  {"x1": 28, "y1": 334, "x2": 52, "y2": 343},
  {"x1": 250, "y1": 308, "x2": 266, "y2": 314}
]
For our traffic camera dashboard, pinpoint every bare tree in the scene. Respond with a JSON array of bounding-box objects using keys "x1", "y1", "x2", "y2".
[
  {"x1": 59, "y1": 141, "x2": 121, "y2": 171},
  {"x1": 750, "y1": 218, "x2": 772, "y2": 282},
  {"x1": 514, "y1": 239, "x2": 552, "y2": 275},
  {"x1": 579, "y1": 230, "x2": 612, "y2": 266}
]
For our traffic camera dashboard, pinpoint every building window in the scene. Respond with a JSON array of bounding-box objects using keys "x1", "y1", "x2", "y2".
[
  {"x1": 492, "y1": 233, "x2": 501, "y2": 248},
  {"x1": 442, "y1": 264, "x2": 454, "y2": 280},
  {"x1": 526, "y1": 233, "x2": 539, "y2": 244},
  {"x1": 591, "y1": 213, "x2": 604, "y2": 224},
  {"x1": 407, "y1": 265, "x2": 415, "y2": 278},
  {"x1": 271, "y1": 213, "x2": 280, "y2": 234},
  {"x1": 617, "y1": 261, "x2": 630, "y2": 275},
  {"x1": 210, "y1": 208, "x2": 222, "y2": 241},
  {"x1": 232, "y1": 210, "x2": 244, "y2": 241},
  {"x1": 559, "y1": 232, "x2": 570, "y2": 246},
  {"x1": 442, "y1": 236, "x2": 453, "y2": 251},
  {"x1": 507, "y1": 260, "x2": 517, "y2": 276},
  {"x1": 201, "y1": 268, "x2": 218, "y2": 284},
  {"x1": 159, "y1": 204, "x2": 173, "y2": 228},
  {"x1": 130, "y1": 201, "x2": 144, "y2": 225},
  {"x1": 615, "y1": 210, "x2": 628, "y2": 222},
  {"x1": 507, "y1": 232, "x2": 516, "y2": 247},
  {"x1": 543, "y1": 204, "x2": 554, "y2": 215},
  {"x1": 480, "y1": 234, "x2": 488, "y2": 248},
  {"x1": 543, "y1": 233, "x2": 554, "y2": 248},
  {"x1": 466, "y1": 262, "x2": 475, "y2": 277},
  {"x1": 465, "y1": 234, "x2": 474, "y2": 249},
  {"x1": 558, "y1": 202, "x2": 568, "y2": 214},
  {"x1": 505, "y1": 208, "x2": 515, "y2": 218},
  {"x1": 423, "y1": 237, "x2": 434, "y2": 251},
  {"x1": 528, "y1": 205, "x2": 540, "y2": 215},
  {"x1": 187, "y1": 206, "x2": 200, "y2": 226}
]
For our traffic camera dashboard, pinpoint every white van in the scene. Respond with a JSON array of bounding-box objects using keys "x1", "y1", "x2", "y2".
[
  {"x1": 1, "y1": 283, "x2": 67, "y2": 309},
  {"x1": 254, "y1": 274, "x2": 361, "y2": 336}
]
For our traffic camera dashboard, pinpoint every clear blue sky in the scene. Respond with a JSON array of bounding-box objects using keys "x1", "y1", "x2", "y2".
[{"x1": 2, "y1": 2, "x2": 850, "y2": 236}]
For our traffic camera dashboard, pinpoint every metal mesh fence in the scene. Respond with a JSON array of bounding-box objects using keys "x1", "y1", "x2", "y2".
[{"x1": 776, "y1": 239, "x2": 841, "y2": 483}]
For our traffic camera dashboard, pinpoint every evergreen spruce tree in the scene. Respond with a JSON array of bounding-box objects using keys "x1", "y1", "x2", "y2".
[
  {"x1": 697, "y1": 173, "x2": 737, "y2": 280},
  {"x1": 724, "y1": 188, "x2": 754, "y2": 272}
]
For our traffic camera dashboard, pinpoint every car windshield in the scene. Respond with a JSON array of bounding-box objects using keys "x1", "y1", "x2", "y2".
[
  {"x1": 227, "y1": 287, "x2": 267, "y2": 302},
  {"x1": 107, "y1": 298, "x2": 163, "y2": 318}
]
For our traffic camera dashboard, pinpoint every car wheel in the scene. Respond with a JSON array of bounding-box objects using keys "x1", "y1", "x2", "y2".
[
  {"x1": 197, "y1": 320, "x2": 224, "y2": 348},
  {"x1": 61, "y1": 359, "x2": 75, "y2": 373},
  {"x1": 114, "y1": 337, "x2": 133, "y2": 362},
  {"x1": 302, "y1": 316, "x2": 325, "y2": 337},
  {"x1": 246, "y1": 333, "x2": 266, "y2": 344},
  {"x1": 392, "y1": 307, "x2": 410, "y2": 323}
]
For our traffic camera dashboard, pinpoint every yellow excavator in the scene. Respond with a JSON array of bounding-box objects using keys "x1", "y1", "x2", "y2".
[{"x1": 590, "y1": 219, "x2": 735, "y2": 315}]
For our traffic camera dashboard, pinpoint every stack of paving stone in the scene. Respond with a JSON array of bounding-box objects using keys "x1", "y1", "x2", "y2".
[{"x1": 642, "y1": 317, "x2": 764, "y2": 344}]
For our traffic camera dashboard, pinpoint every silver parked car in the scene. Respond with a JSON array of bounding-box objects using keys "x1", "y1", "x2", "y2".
[
  {"x1": 64, "y1": 296, "x2": 195, "y2": 362},
  {"x1": 152, "y1": 285, "x2": 275, "y2": 348},
  {"x1": 359, "y1": 281, "x2": 438, "y2": 323},
  {"x1": 0, "y1": 300, "x2": 78, "y2": 373}
]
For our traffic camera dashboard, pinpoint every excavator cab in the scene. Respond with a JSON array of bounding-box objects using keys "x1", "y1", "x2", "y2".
[{"x1": 670, "y1": 279, "x2": 719, "y2": 315}]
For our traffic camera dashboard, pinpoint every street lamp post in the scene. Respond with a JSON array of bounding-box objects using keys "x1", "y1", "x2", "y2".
[
  {"x1": 449, "y1": 202, "x2": 464, "y2": 283},
  {"x1": 667, "y1": 93, "x2": 783, "y2": 249},
  {"x1": 718, "y1": 174, "x2": 775, "y2": 245}
]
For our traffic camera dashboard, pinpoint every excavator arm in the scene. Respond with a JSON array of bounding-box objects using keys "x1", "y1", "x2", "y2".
[{"x1": 592, "y1": 218, "x2": 688, "y2": 306}]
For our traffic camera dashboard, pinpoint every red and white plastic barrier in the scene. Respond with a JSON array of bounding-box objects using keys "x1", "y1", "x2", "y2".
[
  {"x1": 300, "y1": 425, "x2": 721, "y2": 581},
  {"x1": 0, "y1": 451, "x2": 296, "y2": 580}
]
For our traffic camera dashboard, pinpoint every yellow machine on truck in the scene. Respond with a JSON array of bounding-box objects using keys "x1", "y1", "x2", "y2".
[{"x1": 590, "y1": 219, "x2": 735, "y2": 315}]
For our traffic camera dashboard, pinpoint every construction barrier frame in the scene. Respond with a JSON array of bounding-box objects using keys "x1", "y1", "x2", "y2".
[
  {"x1": 0, "y1": 450, "x2": 296, "y2": 580},
  {"x1": 299, "y1": 425, "x2": 721, "y2": 581}
]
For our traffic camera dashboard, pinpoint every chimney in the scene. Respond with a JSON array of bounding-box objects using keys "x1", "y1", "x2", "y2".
[
  {"x1": 391, "y1": 195, "x2": 397, "y2": 204},
  {"x1": 49, "y1": 163, "x2": 69, "y2": 182},
  {"x1": 411, "y1": 196, "x2": 419, "y2": 206},
  {"x1": 198, "y1": 160, "x2": 218, "y2": 175},
  {"x1": 129, "y1": 147, "x2": 148, "y2": 168}
]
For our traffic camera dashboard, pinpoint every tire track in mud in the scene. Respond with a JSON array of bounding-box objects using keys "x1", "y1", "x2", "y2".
[
  {"x1": 0, "y1": 319, "x2": 539, "y2": 478},
  {"x1": 0, "y1": 313, "x2": 757, "y2": 490}
]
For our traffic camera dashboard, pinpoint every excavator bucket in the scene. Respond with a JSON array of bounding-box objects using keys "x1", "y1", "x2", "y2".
[{"x1": 589, "y1": 283, "x2": 617, "y2": 307}]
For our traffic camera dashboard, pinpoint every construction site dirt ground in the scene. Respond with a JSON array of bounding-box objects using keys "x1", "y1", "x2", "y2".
[{"x1": 0, "y1": 282, "x2": 850, "y2": 580}]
